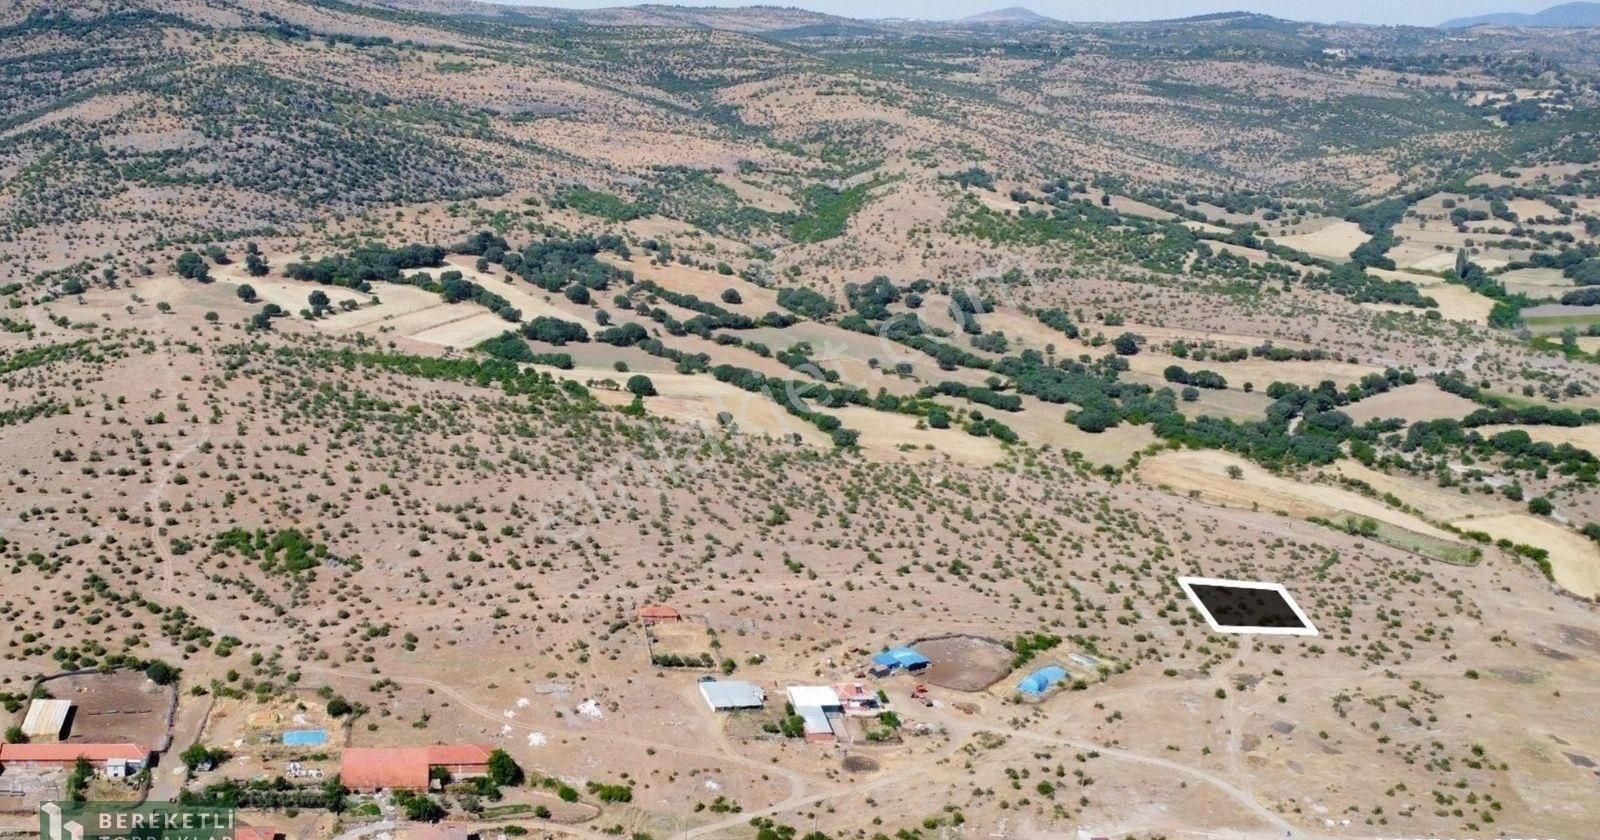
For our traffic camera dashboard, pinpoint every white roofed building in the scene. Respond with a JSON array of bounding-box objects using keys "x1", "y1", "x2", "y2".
[{"x1": 21, "y1": 699, "x2": 72, "y2": 741}]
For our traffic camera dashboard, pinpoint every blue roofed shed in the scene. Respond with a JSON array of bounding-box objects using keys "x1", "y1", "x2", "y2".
[
  {"x1": 870, "y1": 647, "x2": 931, "y2": 674},
  {"x1": 1017, "y1": 666, "x2": 1068, "y2": 696}
]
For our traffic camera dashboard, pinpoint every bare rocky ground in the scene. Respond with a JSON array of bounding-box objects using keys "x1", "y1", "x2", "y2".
[{"x1": 2, "y1": 3, "x2": 1600, "y2": 840}]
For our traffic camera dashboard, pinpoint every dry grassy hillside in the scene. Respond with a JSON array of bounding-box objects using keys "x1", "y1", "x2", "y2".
[{"x1": 1, "y1": 3, "x2": 1600, "y2": 840}]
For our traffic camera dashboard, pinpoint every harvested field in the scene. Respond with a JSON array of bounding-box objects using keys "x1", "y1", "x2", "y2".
[
  {"x1": 1449, "y1": 513, "x2": 1600, "y2": 599},
  {"x1": 830, "y1": 406, "x2": 1005, "y2": 466},
  {"x1": 1270, "y1": 218, "x2": 1367, "y2": 261},
  {"x1": 1332, "y1": 460, "x2": 1509, "y2": 523},
  {"x1": 1342, "y1": 382, "x2": 1481, "y2": 424},
  {"x1": 1366, "y1": 268, "x2": 1495, "y2": 324},
  {"x1": 1137, "y1": 450, "x2": 1463, "y2": 545},
  {"x1": 218, "y1": 277, "x2": 377, "y2": 316},
  {"x1": 1008, "y1": 395, "x2": 1157, "y2": 466},
  {"x1": 38, "y1": 669, "x2": 175, "y2": 750},
  {"x1": 601, "y1": 254, "x2": 780, "y2": 316},
  {"x1": 359, "y1": 300, "x2": 480, "y2": 338},
  {"x1": 409, "y1": 310, "x2": 516, "y2": 348},
  {"x1": 583, "y1": 369, "x2": 833, "y2": 446},
  {"x1": 1122, "y1": 350, "x2": 1376, "y2": 390},
  {"x1": 1473, "y1": 424, "x2": 1600, "y2": 455},
  {"x1": 911, "y1": 635, "x2": 1015, "y2": 692},
  {"x1": 1174, "y1": 386, "x2": 1273, "y2": 422},
  {"x1": 714, "y1": 173, "x2": 799, "y2": 213},
  {"x1": 1499, "y1": 267, "x2": 1572, "y2": 299}
]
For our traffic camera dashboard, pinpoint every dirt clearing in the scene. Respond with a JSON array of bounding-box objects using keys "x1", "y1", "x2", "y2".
[{"x1": 912, "y1": 635, "x2": 1015, "y2": 692}]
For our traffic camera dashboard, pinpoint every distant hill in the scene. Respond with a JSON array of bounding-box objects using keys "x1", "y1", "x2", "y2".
[
  {"x1": 361, "y1": 1, "x2": 866, "y2": 34},
  {"x1": 962, "y1": 6, "x2": 1055, "y2": 24},
  {"x1": 1441, "y1": 1, "x2": 1600, "y2": 28}
]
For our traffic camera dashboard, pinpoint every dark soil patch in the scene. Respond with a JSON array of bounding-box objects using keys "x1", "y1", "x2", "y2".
[
  {"x1": 842, "y1": 755, "x2": 879, "y2": 773},
  {"x1": 910, "y1": 635, "x2": 1015, "y2": 692}
]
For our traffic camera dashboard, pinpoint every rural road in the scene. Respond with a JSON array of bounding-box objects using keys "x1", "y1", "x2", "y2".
[{"x1": 304, "y1": 665, "x2": 1356, "y2": 840}]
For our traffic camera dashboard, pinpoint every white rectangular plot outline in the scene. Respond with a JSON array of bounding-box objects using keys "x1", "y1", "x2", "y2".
[{"x1": 1178, "y1": 576, "x2": 1318, "y2": 637}]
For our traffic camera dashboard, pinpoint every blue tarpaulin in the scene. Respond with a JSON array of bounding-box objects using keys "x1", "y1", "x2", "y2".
[
  {"x1": 282, "y1": 729, "x2": 328, "y2": 747},
  {"x1": 871, "y1": 647, "x2": 931, "y2": 670},
  {"x1": 1018, "y1": 666, "x2": 1068, "y2": 695}
]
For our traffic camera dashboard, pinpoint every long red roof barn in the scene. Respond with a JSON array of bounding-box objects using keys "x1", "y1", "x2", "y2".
[
  {"x1": 339, "y1": 745, "x2": 494, "y2": 791},
  {"x1": 0, "y1": 743, "x2": 148, "y2": 764}
]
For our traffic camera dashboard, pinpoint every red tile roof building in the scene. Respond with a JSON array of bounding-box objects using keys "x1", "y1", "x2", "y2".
[
  {"x1": 0, "y1": 743, "x2": 149, "y2": 767},
  {"x1": 339, "y1": 745, "x2": 494, "y2": 792},
  {"x1": 638, "y1": 605, "x2": 681, "y2": 624}
]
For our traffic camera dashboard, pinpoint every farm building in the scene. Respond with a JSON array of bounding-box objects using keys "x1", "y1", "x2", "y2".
[
  {"x1": 869, "y1": 647, "x2": 931, "y2": 676},
  {"x1": 639, "y1": 605, "x2": 681, "y2": 624},
  {"x1": 785, "y1": 686, "x2": 841, "y2": 743},
  {"x1": 340, "y1": 745, "x2": 493, "y2": 792},
  {"x1": 1018, "y1": 666, "x2": 1068, "y2": 696},
  {"x1": 796, "y1": 707, "x2": 834, "y2": 742},
  {"x1": 234, "y1": 827, "x2": 280, "y2": 840},
  {"x1": 20, "y1": 699, "x2": 72, "y2": 741},
  {"x1": 699, "y1": 680, "x2": 766, "y2": 711},
  {"x1": 786, "y1": 685, "x2": 841, "y2": 712},
  {"x1": 832, "y1": 683, "x2": 880, "y2": 715},
  {"x1": 0, "y1": 743, "x2": 149, "y2": 777}
]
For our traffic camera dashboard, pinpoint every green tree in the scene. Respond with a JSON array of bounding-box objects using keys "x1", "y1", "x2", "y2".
[
  {"x1": 244, "y1": 243, "x2": 270, "y2": 277},
  {"x1": 626, "y1": 374, "x2": 657, "y2": 397},
  {"x1": 322, "y1": 776, "x2": 348, "y2": 813},
  {"x1": 175, "y1": 251, "x2": 211, "y2": 283},
  {"x1": 236, "y1": 284, "x2": 257, "y2": 303},
  {"x1": 400, "y1": 793, "x2": 446, "y2": 822},
  {"x1": 68, "y1": 757, "x2": 91, "y2": 801},
  {"x1": 180, "y1": 743, "x2": 227, "y2": 773},
  {"x1": 4, "y1": 725, "x2": 26, "y2": 743},
  {"x1": 487, "y1": 749, "x2": 524, "y2": 787}
]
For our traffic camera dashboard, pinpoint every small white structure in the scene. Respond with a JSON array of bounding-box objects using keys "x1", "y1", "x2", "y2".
[{"x1": 699, "y1": 680, "x2": 766, "y2": 711}]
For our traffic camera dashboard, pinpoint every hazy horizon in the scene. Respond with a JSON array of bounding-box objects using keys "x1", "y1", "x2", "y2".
[{"x1": 499, "y1": 0, "x2": 1567, "y2": 27}]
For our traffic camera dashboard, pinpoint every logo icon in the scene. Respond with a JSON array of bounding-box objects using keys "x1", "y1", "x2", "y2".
[{"x1": 40, "y1": 803, "x2": 234, "y2": 840}]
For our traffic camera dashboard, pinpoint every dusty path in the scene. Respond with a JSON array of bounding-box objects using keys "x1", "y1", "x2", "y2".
[
  {"x1": 302, "y1": 665, "x2": 815, "y2": 805},
  {"x1": 303, "y1": 664, "x2": 1352, "y2": 840}
]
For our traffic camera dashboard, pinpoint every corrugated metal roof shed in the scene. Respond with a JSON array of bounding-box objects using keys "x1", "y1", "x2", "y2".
[
  {"x1": 21, "y1": 699, "x2": 71, "y2": 740},
  {"x1": 785, "y1": 685, "x2": 841, "y2": 710},
  {"x1": 798, "y1": 706, "x2": 833, "y2": 738},
  {"x1": 699, "y1": 680, "x2": 766, "y2": 711}
]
